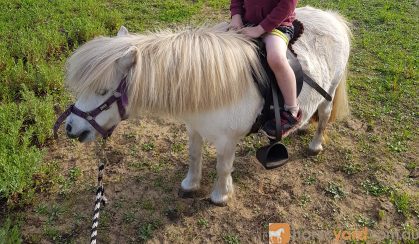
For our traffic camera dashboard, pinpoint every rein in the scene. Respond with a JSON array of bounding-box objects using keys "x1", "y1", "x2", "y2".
[
  {"x1": 91, "y1": 139, "x2": 108, "y2": 244},
  {"x1": 53, "y1": 77, "x2": 129, "y2": 139}
]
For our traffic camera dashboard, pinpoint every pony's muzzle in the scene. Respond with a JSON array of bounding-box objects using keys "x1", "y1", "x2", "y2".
[
  {"x1": 66, "y1": 126, "x2": 92, "y2": 142},
  {"x1": 64, "y1": 117, "x2": 93, "y2": 141},
  {"x1": 66, "y1": 123, "x2": 72, "y2": 133},
  {"x1": 65, "y1": 120, "x2": 78, "y2": 138}
]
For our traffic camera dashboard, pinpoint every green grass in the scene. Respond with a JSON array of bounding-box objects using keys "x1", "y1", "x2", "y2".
[
  {"x1": 0, "y1": 0, "x2": 125, "y2": 203},
  {"x1": 405, "y1": 162, "x2": 417, "y2": 171},
  {"x1": 142, "y1": 142, "x2": 155, "y2": 152},
  {"x1": 197, "y1": 218, "x2": 209, "y2": 228},
  {"x1": 356, "y1": 215, "x2": 376, "y2": 228},
  {"x1": 0, "y1": 87, "x2": 55, "y2": 199},
  {"x1": 0, "y1": 0, "x2": 125, "y2": 101},
  {"x1": 0, "y1": 219, "x2": 22, "y2": 244},
  {"x1": 223, "y1": 233, "x2": 240, "y2": 244},
  {"x1": 341, "y1": 162, "x2": 362, "y2": 176},
  {"x1": 137, "y1": 220, "x2": 162, "y2": 241},
  {"x1": 325, "y1": 182, "x2": 346, "y2": 199},
  {"x1": 35, "y1": 203, "x2": 65, "y2": 224},
  {"x1": 361, "y1": 179, "x2": 389, "y2": 197},
  {"x1": 141, "y1": 199, "x2": 156, "y2": 211},
  {"x1": 302, "y1": 174, "x2": 317, "y2": 185},
  {"x1": 0, "y1": 0, "x2": 228, "y2": 200},
  {"x1": 298, "y1": 193, "x2": 311, "y2": 207},
  {"x1": 0, "y1": 0, "x2": 417, "y2": 241},
  {"x1": 123, "y1": 211, "x2": 136, "y2": 224},
  {"x1": 390, "y1": 191, "x2": 412, "y2": 218}
]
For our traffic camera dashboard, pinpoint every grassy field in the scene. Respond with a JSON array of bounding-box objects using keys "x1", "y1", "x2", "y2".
[{"x1": 0, "y1": 0, "x2": 418, "y2": 243}]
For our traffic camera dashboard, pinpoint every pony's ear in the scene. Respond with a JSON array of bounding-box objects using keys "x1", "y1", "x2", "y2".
[
  {"x1": 117, "y1": 26, "x2": 129, "y2": 36},
  {"x1": 116, "y1": 46, "x2": 138, "y2": 72}
]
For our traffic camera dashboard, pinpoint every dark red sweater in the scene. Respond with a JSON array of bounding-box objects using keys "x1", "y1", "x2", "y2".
[{"x1": 230, "y1": 0, "x2": 297, "y2": 32}]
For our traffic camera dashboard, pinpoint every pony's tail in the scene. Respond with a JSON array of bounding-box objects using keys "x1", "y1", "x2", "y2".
[
  {"x1": 330, "y1": 69, "x2": 350, "y2": 121},
  {"x1": 329, "y1": 11, "x2": 352, "y2": 122}
]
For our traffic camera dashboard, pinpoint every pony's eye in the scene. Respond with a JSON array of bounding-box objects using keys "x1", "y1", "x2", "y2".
[{"x1": 97, "y1": 89, "x2": 108, "y2": 96}]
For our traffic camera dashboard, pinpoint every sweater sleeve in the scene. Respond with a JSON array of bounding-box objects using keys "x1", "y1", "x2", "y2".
[
  {"x1": 230, "y1": 0, "x2": 244, "y2": 17},
  {"x1": 260, "y1": 0, "x2": 297, "y2": 32}
]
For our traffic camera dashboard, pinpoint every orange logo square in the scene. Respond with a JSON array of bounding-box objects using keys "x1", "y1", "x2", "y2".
[{"x1": 269, "y1": 223, "x2": 291, "y2": 244}]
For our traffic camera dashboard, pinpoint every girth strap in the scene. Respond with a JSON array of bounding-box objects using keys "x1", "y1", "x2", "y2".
[{"x1": 303, "y1": 74, "x2": 332, "y2": 101}]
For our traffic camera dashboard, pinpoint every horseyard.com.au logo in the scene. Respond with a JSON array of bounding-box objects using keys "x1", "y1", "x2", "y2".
[
  {"x1": 269, "y1": 223, "x2": 291, "y2": 244},
  {"x1": 269, "y1": 223, "x2": 367, "y2": 243},
  {"x1": 268, "y1": 223, "x2": 418, "y2": 243}
]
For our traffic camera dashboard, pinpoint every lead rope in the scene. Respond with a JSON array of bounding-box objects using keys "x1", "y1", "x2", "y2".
[{"x1": 91, "y1": 139, "x2": 108, "y2": 244}]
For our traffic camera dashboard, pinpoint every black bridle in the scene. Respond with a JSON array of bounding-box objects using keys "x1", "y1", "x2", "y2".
[{"x1": 53, "y1": 77, "x2": 129, "y2": 139}]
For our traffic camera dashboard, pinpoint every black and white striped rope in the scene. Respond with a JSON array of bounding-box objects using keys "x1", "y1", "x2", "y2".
[{"x1": 91, "y1": 140, "x2": 108, "y2": 244}]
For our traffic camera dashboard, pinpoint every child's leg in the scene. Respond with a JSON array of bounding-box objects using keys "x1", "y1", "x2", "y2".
[{"x1": 263, "y1": 33, "x2": 299, "y2": 116}]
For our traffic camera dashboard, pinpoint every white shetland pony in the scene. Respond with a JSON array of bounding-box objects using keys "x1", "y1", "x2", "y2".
[{"x1": 63, "y1": 7, "x2": 351, "y2": 205}]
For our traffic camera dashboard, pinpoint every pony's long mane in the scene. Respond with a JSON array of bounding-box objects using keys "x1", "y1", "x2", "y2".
[{"x1": 66, "y1": 24, "x2": 267, "y2": 116}]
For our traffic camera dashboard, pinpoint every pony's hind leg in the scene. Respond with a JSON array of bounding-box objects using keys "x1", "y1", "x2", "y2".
[
  {"x1": 180, "y1": 128, "x2": 203, "y2": 194},
  {"x1": 210, "y1": 137, "x2": 237, "y2": 206},
  {"x1": 309, "y1": 101, "x2": 332, "y2": 155}
]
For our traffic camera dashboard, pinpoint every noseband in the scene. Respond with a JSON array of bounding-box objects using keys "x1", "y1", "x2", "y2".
[{"x1": 53, "y1": 77, "x2": 129, "y2": 139}]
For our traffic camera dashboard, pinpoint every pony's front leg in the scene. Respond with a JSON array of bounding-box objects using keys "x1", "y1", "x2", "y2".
[
  {"x1": 211, "y1": 137, "x2": 237, "y2": 206},
  {"x1": 180, "y1": 128, "x2": 203, "y2": 193}
]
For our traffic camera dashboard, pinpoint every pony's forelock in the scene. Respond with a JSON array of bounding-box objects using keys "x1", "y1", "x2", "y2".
[{"x1": 65, "y1": 36, "x2": 140, "y2": 96}]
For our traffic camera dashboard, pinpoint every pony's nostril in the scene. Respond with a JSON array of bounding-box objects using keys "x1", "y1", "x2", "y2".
[{"x1": 66, "y1": 124, "x2": 72, "y2": 133}]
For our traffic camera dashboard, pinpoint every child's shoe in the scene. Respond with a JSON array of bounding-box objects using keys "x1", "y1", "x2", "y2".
[{"x1": 262, "y1": 109, "x2": 302, "y2": 139}]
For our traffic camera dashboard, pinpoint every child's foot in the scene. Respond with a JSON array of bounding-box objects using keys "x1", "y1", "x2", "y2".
[{"x1": 262, "y1": 109, "x2": 302, "y2": 139}]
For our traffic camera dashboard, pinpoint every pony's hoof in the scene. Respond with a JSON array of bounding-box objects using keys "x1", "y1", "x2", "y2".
[
  {"x1": 210, "y1": 192, "x2": 230, "y2": 206},
  {"x1": 308, "y1": 149, "x2": 321, "y2": 156},
  {"x1": 178, "y1": 188, "x2": 200, "y2": 198},
  {"x1": 308, "y1": 142, "x2": 323, "y2": 156},
  {"x1": 210, "y1": 198, "x2": 228, "y2": 207},
  {"x1": 307, "y1": 147, "x2": 323, "y2": 156}
]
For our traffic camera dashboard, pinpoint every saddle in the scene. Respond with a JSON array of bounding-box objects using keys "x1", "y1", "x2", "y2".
[{"x1": 250, "y1": 20, "x2": 332, "y2": 169}]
